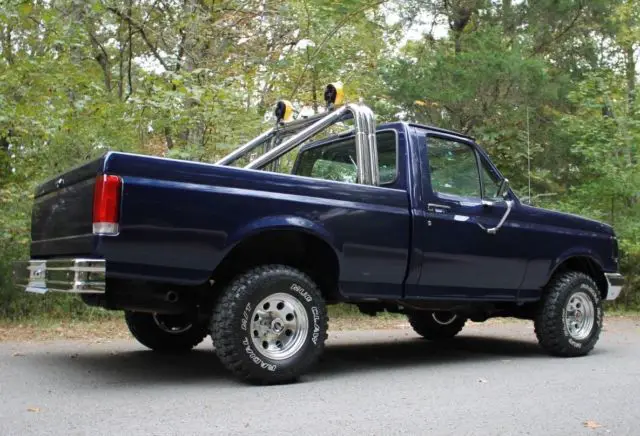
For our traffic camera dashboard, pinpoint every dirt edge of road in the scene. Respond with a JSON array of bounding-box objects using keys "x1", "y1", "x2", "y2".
[{"x1": 2, "y1": 314, "x2": 637, "y2": 343}]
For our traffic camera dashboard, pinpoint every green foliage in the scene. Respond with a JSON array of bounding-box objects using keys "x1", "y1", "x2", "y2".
[{"x1": 0, "y1": 0, "x2": 639, "y2": 319}]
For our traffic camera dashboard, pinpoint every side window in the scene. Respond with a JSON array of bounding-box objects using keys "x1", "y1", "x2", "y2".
[
  {"x1": 310, "y1": 154, "x2": 357, "y2": 183},
  {"x1": 294, "y1": 131, "x2": 397, "y2": 185},
  {"x1": 426, "y1": 136, "x2": 481, "y2": 198},
  {"x1": 479, "y1": 158, "x2": 502, "y2": 200}
]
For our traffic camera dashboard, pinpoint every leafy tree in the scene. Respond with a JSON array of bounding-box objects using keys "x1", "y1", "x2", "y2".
[{"x1": 0, "y1": 0, "x2": 639, "y2": 317}]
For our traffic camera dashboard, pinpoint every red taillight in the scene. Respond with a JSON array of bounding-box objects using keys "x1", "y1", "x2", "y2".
[{"x1": 93, "y1": 174, "x2": 122, "y2": 235}]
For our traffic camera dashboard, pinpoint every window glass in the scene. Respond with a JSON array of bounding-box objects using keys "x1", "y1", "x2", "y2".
[
  {"x1": 294, "y1": 131, "x2": 397, "y2": 185},
  {"x1": 480, "y1": 157, "x2": 502, "y2": 199},
  {"x1": 427, "y1": 136, "x2": 481, "y2": 198}
]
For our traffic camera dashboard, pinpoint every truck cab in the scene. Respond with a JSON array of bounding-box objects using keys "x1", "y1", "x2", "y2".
[{"x1": 14, "y1": 83, "x2": 624, "y2": 385}]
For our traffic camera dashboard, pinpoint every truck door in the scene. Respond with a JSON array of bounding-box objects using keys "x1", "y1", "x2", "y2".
[{"x1": 409, "y1": 130, "x2": 527, "y2": 300}]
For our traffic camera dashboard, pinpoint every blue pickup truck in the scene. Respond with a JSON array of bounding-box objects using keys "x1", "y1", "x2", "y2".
[{"x1": 14, "y1": 84, "x2": 624, "y2": 385}]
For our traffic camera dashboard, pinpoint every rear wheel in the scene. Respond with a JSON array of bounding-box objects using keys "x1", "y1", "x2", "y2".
[
  {"x1": 534, "y1": 271, "x2": 603, "y2": 357},
  {"x1": 408, "y1": 311, "x2": 467, "y2": 340},
  {"x1": 211, "y1": 265, "x2": 328, "y2": 385},
  {"x1": 124, "y1": 311, "x2": 209, "y2": 352}
]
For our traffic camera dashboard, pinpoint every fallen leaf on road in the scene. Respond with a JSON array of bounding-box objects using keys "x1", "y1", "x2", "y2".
[
  {"x1": 27, "y1": 407, "x2": 40, "y2": 413},
  {"x1": 477, "y1": 378, "x2": 488, "y2": 383},
  {"x1": 12, "y1": 352, "x2": 25, "y2": 357},
  {"x1": 583, "y1": 420, "x2": 602, "y2": 429}
]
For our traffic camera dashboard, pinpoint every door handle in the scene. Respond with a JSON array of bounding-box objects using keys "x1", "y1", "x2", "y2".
[{"x1": 427, "y1": 203, "x2": 451, "y2": 213}]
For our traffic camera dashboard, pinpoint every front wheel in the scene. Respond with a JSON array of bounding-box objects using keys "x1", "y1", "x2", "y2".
[
  {"x1": 408, "y1": 311, "x2": 467, "y2": 340},
  {"x1": 211, "y1": 265, "x2": 328, "y2": 385},
  {"x1": 125, "y1": 311, "x2": 209, "y2": 352},
  {"x1": 534, "y1": 271, "x2": 603, "y2": 357}
]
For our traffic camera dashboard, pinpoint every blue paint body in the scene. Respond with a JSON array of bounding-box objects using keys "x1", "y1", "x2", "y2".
[{"x1": 29, "y1": 122, "x2": 619, "y2": 303}]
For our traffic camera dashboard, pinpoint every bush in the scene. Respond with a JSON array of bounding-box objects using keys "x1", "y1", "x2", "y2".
[{"x1": 612, "y1": 240, "x2": 640, "y2": 310}]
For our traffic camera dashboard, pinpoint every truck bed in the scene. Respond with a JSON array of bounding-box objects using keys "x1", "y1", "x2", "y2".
[{"x1": 30, "y1": 151, "x2": 413, "y2": 298}]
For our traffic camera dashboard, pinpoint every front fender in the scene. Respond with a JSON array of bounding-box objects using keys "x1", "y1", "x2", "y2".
[{"x1": 546, "y1": 247, "x2": 605, "y2": 282}]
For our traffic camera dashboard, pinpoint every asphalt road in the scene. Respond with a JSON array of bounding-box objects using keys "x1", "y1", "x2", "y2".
[{"x1": 1, "y1": 318, "x2": 639, "y2": 436}]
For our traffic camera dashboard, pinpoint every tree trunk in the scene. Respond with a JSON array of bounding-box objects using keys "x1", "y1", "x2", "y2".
[
  {"x1": 502, "y1": 0, "x2": 515, "y2": 37},
  {"x1": 625, "y1": 44, "x2": 636, "y2": 109},
  {"x1": 310, "y1": 46, "x2": 319, "y2": 113},
  {"x1": 126, "y1": 0, "x2": 133, "y2": 99},
  {"x1": 447, "y1": 4, "x2": 473, "y2": 54},
  {"x1": 1, "y1": 25, "x2": 14, "y2": 64},
  {"x1": 117, "y1": 16, "x2": 125, "y2": 100}
]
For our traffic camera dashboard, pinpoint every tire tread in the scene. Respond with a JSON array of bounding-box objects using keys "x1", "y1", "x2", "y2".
[
  {"x1": 534, "y1": 271, "x2": 602, "y2": 357},
  {"x1": 408, "y1": 312, "x2": 466, "y2": 340},
  {"x1": 125, "y1": 311, "x2": 208, "y2": 352},
  {"x1": 211, "y1": 265, "x2": 328, "y2": 384}
]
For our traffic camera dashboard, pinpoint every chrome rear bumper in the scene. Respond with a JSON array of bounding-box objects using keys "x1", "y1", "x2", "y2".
[
  {"x1": 13, "y1": 259, "x2": 106, "y2": 294},
  {"x1": 604, "y1": 273, "x2": 624, "y2": 301}
]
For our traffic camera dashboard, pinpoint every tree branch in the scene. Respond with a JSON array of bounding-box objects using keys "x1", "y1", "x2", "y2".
[
  {"x1": 532, "y1": 4, "x2": 584, "y2": 55},
  {"x1": 288, "y1": 0, "x2": 389, "y2": 99},
  {"x1": 106, "y1": 5, "x2": 170, "y2": 71},
  {"x1": 87, "y1": 26, "x2": 112, "y2": 92}
]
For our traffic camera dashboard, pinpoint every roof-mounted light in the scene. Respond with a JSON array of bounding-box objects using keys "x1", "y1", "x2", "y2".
[
  {"x1": 324, "y1": 82, "x2": 344, "y2": 108},
  {"x1": 274, "y1": 100, "x2": 294, "y2": 123}
]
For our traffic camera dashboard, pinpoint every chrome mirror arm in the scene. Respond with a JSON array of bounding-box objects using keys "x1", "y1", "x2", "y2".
[{"x1": 477, "y1": 200, "x2": 514, "y2": 235}]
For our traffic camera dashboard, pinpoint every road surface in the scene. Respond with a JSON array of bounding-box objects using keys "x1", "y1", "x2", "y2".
[{"x1": 1, "y1": 318, "x2": 639, "y2": 435}]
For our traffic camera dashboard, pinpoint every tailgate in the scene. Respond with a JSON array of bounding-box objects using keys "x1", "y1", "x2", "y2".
[{"x1": 30, "y1": 156, "x2": 106, "y2": 258}]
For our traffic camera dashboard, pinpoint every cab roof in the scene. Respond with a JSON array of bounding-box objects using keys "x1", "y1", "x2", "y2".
[{"x1": 298, "y1": 120, "x2": 476, "y2": 153}]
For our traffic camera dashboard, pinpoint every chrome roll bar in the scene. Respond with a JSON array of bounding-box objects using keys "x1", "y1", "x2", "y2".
[
  {"x1": 215, "y1": 110, "x2": 337, "y2": 167},
  {"x1": 362, "y1": 105, "x2": 379, "y2": 186},
  {"x1": 214, "y1": 128, "x2": 276, "y2": 166},
  {"x1": 216, "y1": 102, "x2": 379, "y2": 186}
]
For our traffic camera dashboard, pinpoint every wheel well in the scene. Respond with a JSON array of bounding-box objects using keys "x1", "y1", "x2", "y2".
[
  {"x1": 211, "y1": 230, "x2": 341, "y2": 302},
  {"x1": 553, "y1": 256, "x2": 607, "y2": 299}
]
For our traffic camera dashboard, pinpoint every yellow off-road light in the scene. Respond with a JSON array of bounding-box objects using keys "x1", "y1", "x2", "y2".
[
  {"x1": 324, "y1": 82, "x2": 344, "y2": 107},
  {"x1": 274, "y1": 100, "x2": 294, "y2": 122}
]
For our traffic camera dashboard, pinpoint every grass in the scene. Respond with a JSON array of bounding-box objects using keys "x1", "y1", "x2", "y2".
[
  {"x1": 0, "y1": 304, "x2": 409, "y2": 342},
  {"x1": 0, "y1": 302, "x2": 637, "y2": 343},
  {"x1": 0, "y1": 317, "x2": 129, "y2": 342}
]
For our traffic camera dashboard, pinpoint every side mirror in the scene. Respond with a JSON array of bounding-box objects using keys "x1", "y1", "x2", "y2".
[
  {"x1": 482, "y1": 178, "x2": 510, "y2": 207},
  {"x1": 496, "y1": 178, "x2": 510, "y2": 199}
]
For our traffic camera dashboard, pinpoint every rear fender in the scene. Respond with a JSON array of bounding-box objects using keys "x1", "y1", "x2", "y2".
[{"x1": 225, "y1": 215, "x2": 340, "y2": 259}]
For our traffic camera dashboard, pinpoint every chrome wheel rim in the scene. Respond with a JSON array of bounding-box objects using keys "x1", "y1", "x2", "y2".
[
  {"x1": 432, "y1": 312, "x2": 457, "y2": 326},
  {"x1": 152, "y1": 313, "x2": 193, "y2": 334},
  {"x1": 250, "y1": 292, "x2": 309, "y2": 361},
  {"x1": 564, "y1": 291, "x2": 595, "y2": 341}
]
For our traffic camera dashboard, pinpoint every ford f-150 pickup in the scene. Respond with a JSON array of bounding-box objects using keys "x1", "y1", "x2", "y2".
[{"x1": 14, "y1": 83, "x2": 624, "y2": 385}]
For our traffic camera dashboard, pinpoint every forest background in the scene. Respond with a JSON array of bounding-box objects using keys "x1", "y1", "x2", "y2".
[{"x1": 1, "y1": 0, "x2": 638, "y2": 320}]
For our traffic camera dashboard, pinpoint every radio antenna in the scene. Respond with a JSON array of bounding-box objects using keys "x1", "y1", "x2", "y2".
[{"x1": 526, "y1": 105, "x2": 531, "y2": 205}]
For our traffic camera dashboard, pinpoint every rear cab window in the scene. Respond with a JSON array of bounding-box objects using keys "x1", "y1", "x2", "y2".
[{"x1": 293, "y1": 130, "x2": 398, "y2": 186}]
